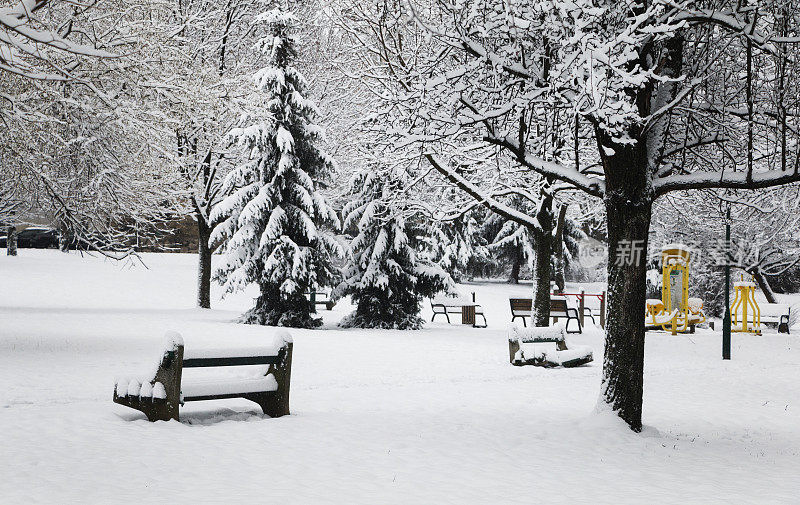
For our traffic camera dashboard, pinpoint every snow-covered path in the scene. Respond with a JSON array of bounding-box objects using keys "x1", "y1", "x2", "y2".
[{"x1": 1, "y1": 251, "x2": 797, "y2": 504}]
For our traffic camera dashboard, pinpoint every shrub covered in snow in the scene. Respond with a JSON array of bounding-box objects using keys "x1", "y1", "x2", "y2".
[{"x1": 335, "y1": 170, "x2": 452, "y2": 329}]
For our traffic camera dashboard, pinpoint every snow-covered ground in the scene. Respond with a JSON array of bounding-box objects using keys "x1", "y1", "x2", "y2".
[{"x1": 1, "y1": 250, "x2": 798, "y2": 504}]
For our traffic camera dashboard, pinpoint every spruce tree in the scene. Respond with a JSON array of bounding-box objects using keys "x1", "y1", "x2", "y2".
[
  {"x1": 488, "y1": 217, "x2": 533, "y2": 283},
  {"x1": 210, "y1": 9, "x2": 340, "y2": 328},
  {"x1": 336, "y1": 170, "x2": 450, "y2": 329},
  {"x1": 432, "y1": 214, "x2": 490, "y2": 282}
]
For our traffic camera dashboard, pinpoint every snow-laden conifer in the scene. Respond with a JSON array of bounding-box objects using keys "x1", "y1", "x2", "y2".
[
  {"x1": 335, "y1": 169, "x2": 451, "y2": 329},
  {"x1": 210, "y1": 9, "x2": 340, "y2": 328}
]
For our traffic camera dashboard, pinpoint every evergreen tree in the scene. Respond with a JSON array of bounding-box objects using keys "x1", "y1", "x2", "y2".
[
  {"x1": 210, "y1": 9, "x2": 340, "y2": 328},
  {"x1": 335, "y1": 170, "x2": 451, "y2": 329},
  {"x1": 486, "y1": 198, "x2": 535, "y2": 283},
  {"x1": 431, "y1": 214, "x2": 490, "y2": 282}
]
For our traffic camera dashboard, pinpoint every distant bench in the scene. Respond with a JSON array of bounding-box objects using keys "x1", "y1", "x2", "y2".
[
  {"x1": 509, "y1": 297, "x2": 583, "y2": 333},
  {"x1": 430, "y1": 294, "x2": 487, "y2": 327},
  {"x1": 114, "y1": 331, "x2": 292, "y2": 421},
  {"x1": 306, "y1": 290, "x2": 335, "y2": 311},
  {"x1": 735, "y1": 302, "x2": 791, "y2": 334}
]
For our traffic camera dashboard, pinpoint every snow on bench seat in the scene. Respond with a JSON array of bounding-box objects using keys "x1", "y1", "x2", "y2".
[
  {"x1": 431, "y1": 295, "x2": 475, "y2": 306},
  {"x1": 182, "y1": 375, "x2": 278, "y2": 400},
  {"x1": 746, "y1": 303, "x2": 790, "y2": 322},
  {"x1": 518, "y1": 342, "x2": 594, "y2": 367}
]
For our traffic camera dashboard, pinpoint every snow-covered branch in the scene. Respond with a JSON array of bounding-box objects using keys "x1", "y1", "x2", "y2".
[{"x1": 423, "y1": 154, "x2": 542, "y2": 231}]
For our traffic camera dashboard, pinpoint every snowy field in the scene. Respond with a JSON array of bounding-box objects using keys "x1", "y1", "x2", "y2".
[{"x1": 1, "y1": 250, "x2": 798, "y2": 504}]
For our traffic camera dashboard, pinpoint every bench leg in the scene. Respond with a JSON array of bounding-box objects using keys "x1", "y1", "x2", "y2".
[
  {"x1": 564, "y1": 309, "x2": 582, "y2": 334},
  {"x1": 432, "y1": 309, "x2": 447, "y2": 323},
  {"x1": 508, "y1": 338, "x2": 521, "y2": 364},
  {"x1": 114, "y1": 394, "x2": 177, "y2": 422},
  {"x1": 114, "y1": 342, "x2": 183, "y2": 422},
  {"x1": 257, "y1": 342, "x2": 292, "y2": 417},
  {"x1": 564, "y1": 315, "x2": 581, "y2": 334}
]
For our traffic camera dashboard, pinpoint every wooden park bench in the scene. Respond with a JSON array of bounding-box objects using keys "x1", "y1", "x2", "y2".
[
  {"x1": 113, "y1": 331, "x2": 292, "y2": 422},
  {"x1": 758, "y1": 303, "x2": 791, "y2": 333},
  {"x1": 430, "y1": 294, "x2": 487, "y2": 327},
  {"x1": 509, "y1": 296, "x2": 583, "y2": 333},
  {"x1": 508, "y1": 324, "x2": 593, "y2": 368}
]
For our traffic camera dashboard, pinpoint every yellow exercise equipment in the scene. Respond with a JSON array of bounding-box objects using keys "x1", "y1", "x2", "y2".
[
  {"x1": 730, "y1": 274, "x2": 762, "y2": 335},
  {"x1": 646, "y1": 244, "x2": 706, "y2": 335}
]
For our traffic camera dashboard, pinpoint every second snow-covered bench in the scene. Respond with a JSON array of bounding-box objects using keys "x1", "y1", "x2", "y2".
[
  {"x1": 509, "y1": 297, "x2": 583, "y2": 333},
  {"x1": 430, "y1": 294, "x2": 487, "y2": 327},
  {"x1": 113, "y1": 331, "x2": 292, "y2": 422},
  {"x1": 508, "y1": 324, "x2": 593, "y2": 368}
]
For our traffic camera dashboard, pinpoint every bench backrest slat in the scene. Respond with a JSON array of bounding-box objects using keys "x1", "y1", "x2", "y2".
[
  {"x1": 510, "y1": 298, "x2": 532, "y2": 311},
  {"x1": 183, "y1": 355, "x2": 280, "y2": 368},
  {"x1": 510, "y1": 298, "x2": 572, "y2": 314},
  {"x1": 550, "y1": 298, "x2": 568, "y2": 312}
]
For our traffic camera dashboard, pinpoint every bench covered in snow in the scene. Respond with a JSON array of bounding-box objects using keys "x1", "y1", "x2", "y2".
[
  {"x1": 509, "y1": 297, "x2": 583, "y2": 333},
  {"x1": 508, "y1": 324, "x2": 593, "y2": 368},
  {"x1": 735, "y1": 302, "x2": 791, "y2": 333},
  {"x1": 430, "y1": 294, "x2": 487, "y2": 327},
  {"x1": 113, "y1": 331, "x2": 293, "y2": 422}
]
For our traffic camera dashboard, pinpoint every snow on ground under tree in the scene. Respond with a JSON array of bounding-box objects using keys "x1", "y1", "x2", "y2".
[{"x1": 0, "y1": 250, "x2": 798, "y2": 504}]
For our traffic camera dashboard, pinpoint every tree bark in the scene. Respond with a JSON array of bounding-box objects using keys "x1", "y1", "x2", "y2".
[
  {"x1": 553, "y1": 204, "x2": 568, "y2": 292},
  {"x1": 197, "y1": 215, "x2": 212, "y2": 309},
  {"x1": 531, "y1": 192, "x2": 554, "y2": 327},
  {"x1": 57, "y1": 221, "x2": 70, "y2": 252},
  {"x1": 7, "y1": 225, "x2": 17, "y2": 256},
  {"x1": 509, "y1": 244, "x2": 522, "y2": 284},
  {"x1": 600, "y1": 143, "x2": 653, "y2": 433},
  {"x1": 751, "y1": 269, "x2": 777, "y2": 304}
]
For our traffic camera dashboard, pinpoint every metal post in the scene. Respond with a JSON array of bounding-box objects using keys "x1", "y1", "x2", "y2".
[
  {"x1": 579, "y1": 288, "x2": 585, "y2": 327},
  {"x1": 723, "y1": 208, "x2": 731, "y2": 360}
]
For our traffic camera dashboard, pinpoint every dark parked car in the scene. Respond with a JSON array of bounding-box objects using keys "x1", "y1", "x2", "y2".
[{"x1": 1, "y1": 227, "x2": 59, "y2": 249}]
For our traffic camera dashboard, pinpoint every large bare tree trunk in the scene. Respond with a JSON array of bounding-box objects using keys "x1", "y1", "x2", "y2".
[
  {"x1": 600, "y1": 145, "x2": 652, "y2": 432},
  {"x1": 531, "y1": 193, "x2": 554, "y2": 327},
  {"x1": 751, "y1": 269, "x2": 777, "y2": 304},
  {"x1": 197, "y1": 215, "x2": 212, "y2": 309},
  {"x1": 7, "y1": 225, "x2": 17, "y2": 256}
]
